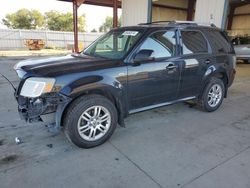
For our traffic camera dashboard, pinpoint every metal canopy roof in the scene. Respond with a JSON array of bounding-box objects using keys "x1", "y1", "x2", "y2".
[
  {"x1": 58, "y1": 0, "x2": 121, "y2": 8},
  {"x1": 57, "y1": 0, "x2": 120, "y2": 52}
]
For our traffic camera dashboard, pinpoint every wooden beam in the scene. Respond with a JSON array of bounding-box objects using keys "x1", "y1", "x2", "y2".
[
  {"x1": 85, "y1": 0, "x2": 121, "y2": 8},
  {"x1": 113, "y1": 0, "x2": 118, "y2": 28},
  {"x1": 58, "y1": 0, "x2": 121, "y2": 8},
  {"x1": 230, "y1": 0, "x2": 250, "y2": 8},
  {"x1": 227, "y1": 5, "x2": 235, "y2": 30},
  {"x1": 153, "y1": 3, "x2": 188, "y2": 11},
  {"x1": 233, "y1": 13, "x2": 250, "y2": 17},
  {"x1": 187, "y1": 0, "x2": 196, "y2": 21},
  {"x1": 73, "y1": 0, "x2": 79, "y2": 52},
  {"x1": 76, "y1": 0, "x2": 85, "y2": 7}
]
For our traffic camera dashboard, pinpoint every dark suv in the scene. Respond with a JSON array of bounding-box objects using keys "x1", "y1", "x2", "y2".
[{"x1": 14, "y1": 21, "x2": 236, "y2": 148}]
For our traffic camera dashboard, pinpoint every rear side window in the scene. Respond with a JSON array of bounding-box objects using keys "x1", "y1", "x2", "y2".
[
  {"x1": 181, "y1": 31, "x2": 208, "y2": 54},
  {"x1": 205, "y1": 31, "x2": 233, "y2": 53}
]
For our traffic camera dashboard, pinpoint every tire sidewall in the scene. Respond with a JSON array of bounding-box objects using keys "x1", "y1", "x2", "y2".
[
  {"x1": 65, "y1": 95, "x2": 117, "y2": 148},
  {"x1": 243, "y1": 59, "x2": 250, "y2": 64},
  {"x1": 202, "y1": 78, "x2": 225, "y2": 112}
]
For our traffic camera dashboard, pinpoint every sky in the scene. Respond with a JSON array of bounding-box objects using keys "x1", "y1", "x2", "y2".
[{"x1": 0, "y1": 0, "x2": 122, "y2": 32}]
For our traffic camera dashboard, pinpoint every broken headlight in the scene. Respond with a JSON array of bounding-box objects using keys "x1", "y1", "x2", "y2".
[{"x1": 20, "y1": 77, "x2": 55, "y2": 98}]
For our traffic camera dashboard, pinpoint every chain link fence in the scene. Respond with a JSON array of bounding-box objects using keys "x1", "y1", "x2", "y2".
[{"x1": 0, "y1": 29, "x2": 103, "y2": 50}]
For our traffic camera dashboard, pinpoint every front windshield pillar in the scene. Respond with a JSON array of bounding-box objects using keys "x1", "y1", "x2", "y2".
[{"x1": 113, "y1": 34, "x2": 118, "y2": 52}]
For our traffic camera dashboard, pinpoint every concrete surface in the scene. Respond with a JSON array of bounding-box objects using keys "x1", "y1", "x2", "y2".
[{"x1": 0, "y1": 56, "x2": 250, "y2": 188}]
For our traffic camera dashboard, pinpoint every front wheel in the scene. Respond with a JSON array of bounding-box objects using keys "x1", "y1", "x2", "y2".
[
  {"x1": 198, "y1": 77, "x2": 225, "y2": 112},
  {"x1": 64, "y1": 95, "x2": 118, "y2": 148}
]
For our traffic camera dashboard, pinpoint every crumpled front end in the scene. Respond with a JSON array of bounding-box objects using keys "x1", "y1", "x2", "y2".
[{"x1": 16, "y1": 92, "x2": 71, "y2": 125}]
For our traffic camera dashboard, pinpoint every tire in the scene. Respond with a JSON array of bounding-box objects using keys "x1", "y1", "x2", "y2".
[
  {"x1": 63, "y1": 94, "x2": 118, "y2": 148},
  {"x1": 198, "y1": 77, "x2": 225, "y2": 112},
  {"x1": 243, "y1": 59, "x2": 250, "y2": 64}
]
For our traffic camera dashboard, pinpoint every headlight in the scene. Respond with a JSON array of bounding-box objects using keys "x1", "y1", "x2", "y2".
[{"x1": 20, "y1": 77, "x2": 55, "y2": 98}]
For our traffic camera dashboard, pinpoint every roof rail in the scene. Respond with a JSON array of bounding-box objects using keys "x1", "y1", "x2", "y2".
[
  {"x1": 138, "y1": 21, "x2": 172, "y2": 25},
  {"x1": 138, "y1": 20, "x2": 217, "y2": 27},
  {"x1": 170, "y1": 20, "x2": 198, "y2": 26}
]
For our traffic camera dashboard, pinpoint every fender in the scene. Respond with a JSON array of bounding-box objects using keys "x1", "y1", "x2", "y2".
[
  {"x1": 199, "y1": 64, "x2": 229, "y2": 98},
  {"x1": 58, "y1": 75, "x2": 127, "y2": 127}
]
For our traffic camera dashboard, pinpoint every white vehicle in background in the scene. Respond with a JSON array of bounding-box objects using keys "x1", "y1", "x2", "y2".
[{"x1": 232, "y1": 36, "x2": 250, "y2": 64}]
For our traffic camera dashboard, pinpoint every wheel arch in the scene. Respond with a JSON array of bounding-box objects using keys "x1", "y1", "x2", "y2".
[
  {"x1": 200, "y1": 70, "x2": 229, "y2": 98},
  {"x1": 59, "y1": 87, "x2": 126, "y2": 128}
]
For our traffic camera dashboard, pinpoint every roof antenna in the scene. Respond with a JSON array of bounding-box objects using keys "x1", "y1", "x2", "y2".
[
  {"x1": 0, "y1": 73, "x2": 16, "y2": 92},
  {"x1": 210, "y1": 14, "x2": 214, "y2": 25}
]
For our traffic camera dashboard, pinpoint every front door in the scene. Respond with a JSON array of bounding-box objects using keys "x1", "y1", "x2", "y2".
[{"x1": 127, "y1": 30, "x2": 181, "y2": 110}]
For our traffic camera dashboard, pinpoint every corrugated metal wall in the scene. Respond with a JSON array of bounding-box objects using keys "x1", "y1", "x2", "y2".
[
  {"x1": 152, "y1": 0, "x2": 188, "y2": 22},
  {"x1": 122, "y1": 0, "x2": 149, "y2": 26},
  {"x1": 0, "y1": 29, "x2": 103, "y2": 50},
  {"x1": 233, "y1": 4, "x2": 250, "y2": 30},
  {"x1": 195, "y1": 0, "x2": 226, "y2": 28}
]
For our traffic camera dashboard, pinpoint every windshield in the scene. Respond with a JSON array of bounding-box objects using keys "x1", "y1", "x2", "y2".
[{"x1": 83, "y1": 29, "x2": 143, "y2": 60}]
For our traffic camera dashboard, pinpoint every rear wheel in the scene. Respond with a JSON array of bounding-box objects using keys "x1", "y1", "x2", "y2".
[
  {"x1": 198, "y1": 77, "x2": 225, "y2": 112},
  {"x1": 64, "y1": 95, "x2": 118, "y2": 148}
]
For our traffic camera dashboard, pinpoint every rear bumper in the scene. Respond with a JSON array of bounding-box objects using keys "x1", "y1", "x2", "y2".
[{"x1": 228, "y1": 69, "x2": 236, "y2": 88}]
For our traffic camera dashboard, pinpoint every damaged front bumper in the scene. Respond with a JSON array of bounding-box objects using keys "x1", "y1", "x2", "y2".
[{"x1": 16, "y1": 92, "x2": 71, "y2": 130}]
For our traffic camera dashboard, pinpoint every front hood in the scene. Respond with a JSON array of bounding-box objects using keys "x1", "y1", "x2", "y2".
[{"x1": 14, "y1": 54, "x2": 119, "y2": 78}]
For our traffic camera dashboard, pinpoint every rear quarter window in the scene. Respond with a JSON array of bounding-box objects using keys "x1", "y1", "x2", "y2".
[{"x1": 204, "y1": 30, "x2": 233, "y2": 53}]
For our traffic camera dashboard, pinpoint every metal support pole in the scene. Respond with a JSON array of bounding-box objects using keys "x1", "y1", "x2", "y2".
[
  {"x1": 113, "y1": 0, "x2": 118, "y2": 28},
  {"x1": 19, "y1": 30, "x2": 23, "y2": 49},
  {"x1": 227, "y1": 5, "x2": 235, "y2": 30},
  {"x1": 45, "y1": 30, "x2": 49, "y2": 48},
  {"x1": 73, "y1": 0, "x2": 79, "y2": 52},
  {"x1": 186, "y1": 0, "x2": 195, "y2": 21}
]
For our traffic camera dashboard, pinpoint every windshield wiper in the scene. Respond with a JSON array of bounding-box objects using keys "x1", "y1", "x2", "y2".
[{"x1": 81, "y1": 51, "x2": 110, "y2": 60}]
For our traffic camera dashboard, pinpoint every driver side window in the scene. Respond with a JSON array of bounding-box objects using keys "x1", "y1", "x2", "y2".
[{"x1": 139, "y1": 31, "x2": 176, "y2": 59}]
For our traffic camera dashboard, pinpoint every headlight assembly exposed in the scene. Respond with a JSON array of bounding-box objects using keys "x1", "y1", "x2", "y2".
[{"x1": 20, "y1": 77, "x2": 55, "y2": 98}]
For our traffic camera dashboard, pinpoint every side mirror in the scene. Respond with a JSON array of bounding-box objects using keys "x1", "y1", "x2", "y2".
[{"x1": 134, "y1": 49, "x2": 155, "y2": 63}]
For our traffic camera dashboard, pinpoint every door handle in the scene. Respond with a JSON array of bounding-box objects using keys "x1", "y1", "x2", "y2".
[
  {"x1": 204, "y1": 59, "x2": 211, "y2": 64},
  {"x1": 166, "y1": 64, "x2": 177, "y2": 70}
]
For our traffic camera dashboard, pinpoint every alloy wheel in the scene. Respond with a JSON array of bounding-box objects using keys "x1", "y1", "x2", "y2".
[
  {"x1": 77, "y1": 106, "x2": 111, "y2": 141},
  {"x1": 207, "y1": 84, "x2": 223, "y2": 108}
]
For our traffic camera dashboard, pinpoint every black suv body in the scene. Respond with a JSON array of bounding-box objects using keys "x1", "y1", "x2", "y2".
[{"x1": 14, "y1": 21, "x2": 236, "y2": 148}]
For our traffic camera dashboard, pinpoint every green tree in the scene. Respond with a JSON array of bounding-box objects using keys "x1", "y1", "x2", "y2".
[
  {"x1": 45, "y1": 11, "x2": 86, "y2": 32},
  {"x1": 99, "y1": 16, "x2": 121, "y2": 32},
  {"x1": 91, "y1": 28, "x2": 97, "y2": 33},
  {"x1": 2, "y1": 9, "x2": 45, "y2": 29}
]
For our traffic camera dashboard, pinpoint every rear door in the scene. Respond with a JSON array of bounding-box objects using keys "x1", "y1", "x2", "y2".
[{"x1": 177, "y1": 29, "x2": 212, "y2": 98}]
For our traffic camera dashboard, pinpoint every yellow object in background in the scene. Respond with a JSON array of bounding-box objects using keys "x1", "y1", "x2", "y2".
[
  {"x1": 25, "y1": 39, "x2": 45, "y2": 50},
  {"x1": 78, "y1": 42, "x2": 84, "y2": 51}
]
